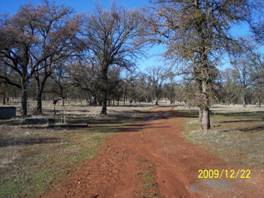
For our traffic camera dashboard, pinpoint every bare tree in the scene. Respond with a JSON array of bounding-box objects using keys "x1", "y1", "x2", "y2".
[
  {"x1": 147, "y1": 66, "x2": 169, "y2": 105},
  {"x1": 0, "y1": 1, "x2": 82, "y2": 115},
  {"x1": 123, "y1": 72, "x2": 153, "y2": 104},
  {"x1": 0, "y1": 7, "x2": 39, "y2": 116},
  {"x1": 230, "y1": 54, "x2": 252, "y2": 107},
  {"x1": 145, "y1": 0, "x2": 260, "y2": 131},
  {"x1": 30, "y1": 2, "x2": 82, "y2": 114},
  {"x1": 84, "y1": 6, "x2": 144, "y2": 115},
  {"x1": 249, "y1": 53, "x2": 264, "y2": 107},
  {"x1": 69, "y1": 62, "x2": 101, "y2": 105},
  {"x1": 51, "y1": 62, "x2": 71, "y2": 106},
  {"x1": 219, "y1": 68, "x2": 241, "y2": 105}
]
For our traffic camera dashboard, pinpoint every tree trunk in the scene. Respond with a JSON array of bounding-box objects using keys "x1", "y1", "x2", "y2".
[
  {"x1": 35, "y1": 75, "x2": 49, "y2": 115},
  {"x1": 2, "y1": 91, "x2": 6, "y2": 105},
  {"x1": 62, "y1": 97, "x2": 65, "y2": 106},
  {"x1": 21, "y1": 83, "x2": 28, "y2": 117},
  {"x1": 197, "y1": 80, "x2": 203, "y2": 123},
  {"x1": 123, "y1": 99, "x2": 126, "y2": 106},
  {"x1": 198, "y1": 107, "x2": 202, "y2": 122},
  {"x1": 201, "y1": 106, "x2": 210, "y2": 131},
  {"x1": 91, "y1": 96, "x2": 97, "y2": 106},
  {"x1": 2, "y1": 95, "x2": 6, "y2": 105},
  {"x1": 59, "y1": 85, "x2": 65, "y2": 106},
  {"x1": 155, "y1": 86, "x2": 159, "y2": 106},
  {"x1": 201, "y1": 80, "x2": 210, "y2": 131},
  {"x1": 35, "y1": 82, "x2": 44, "y2": 115},
  {"x1": 123, "y1": 88, "x2": 127, "y2": 105},
  {"x1": 242, "y1": 94, "x2": 247, "y2": 107},
  {"x1": 101, "y1": 96, "x2": 107, "y2": 115},
  {"x1": 257, "y1": 96, "x2": 261, "y2": 107},
  {"x1": 100, "y1": 66, "x2": 108, "y2": 115},
  {"x1": 36, "y1": 92, "x2": 43, "y2": 114},
  {"x1": 155, "y1": 99, "x2": 159, "y2": 105}
]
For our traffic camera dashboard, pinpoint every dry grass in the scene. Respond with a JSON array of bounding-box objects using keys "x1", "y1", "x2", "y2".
[
  {"x1": 183, "y1": 105, "x2": 264, "y2": 167},
  {"x1": 1, "y1": 99, "x2": 156, "y2": 117},
  {"x1": 0, "y1": 126, "x2": 108, "y2": 198}
]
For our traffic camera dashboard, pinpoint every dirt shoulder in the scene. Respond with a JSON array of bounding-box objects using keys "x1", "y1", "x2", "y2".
[{"x1": 41, "y1": 108, "x2": 264, "y2": 198}]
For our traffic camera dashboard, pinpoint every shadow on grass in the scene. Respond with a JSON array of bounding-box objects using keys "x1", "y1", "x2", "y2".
[
  {"x1": 216, "y1": 111, "x2": 264, "y2": 118},
  {"x1": 214, "y1": 110, "x2": 264, "y2": 133},
  {"x1": 91, "y1": 124, "x2": 172, "y2": 133},
  {"x1": 81, "y1": 109, "x2": 199, "y2": 133},
  {"x1": 219, "y1": 119, "x2": 262, "y2": 124},
  {"x1": 0, "y1": 137, "x2": 61, "y2": 147},
  {"x1": 0, "y1": 108, "x2": 200, "y2": 135},
  {"x1": 94, "y1": 110, "x2": 197, "y2": 123},
  {"x1": 239, "y1": 125, "x2": 264, "y2": 133}
]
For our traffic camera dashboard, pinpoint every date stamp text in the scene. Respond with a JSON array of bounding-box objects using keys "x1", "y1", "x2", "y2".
[{"x1": 198, "y1": 169, "x2": 251, "y2": 179}]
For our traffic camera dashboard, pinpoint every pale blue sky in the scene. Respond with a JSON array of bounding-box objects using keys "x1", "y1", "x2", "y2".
[{"x1": 0, "y1": 0, "x2": 150, "y2": 13}]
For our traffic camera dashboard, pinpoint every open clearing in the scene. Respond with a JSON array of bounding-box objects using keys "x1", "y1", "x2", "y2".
[
  {"x1": 1, "y1": 105, "x2": 264, "y2": 198},
  {"x1": 2, "y1": 1, "x2": 264, "y2": 197}
]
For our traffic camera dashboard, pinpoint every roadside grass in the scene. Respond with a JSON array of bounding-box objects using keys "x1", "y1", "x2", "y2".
[
  {"x1": 0, "y1": 127, "x2": 111, "y2": 198},
  {"x1": 183, "y1": 108, "x2": 264, "y2": 167}
]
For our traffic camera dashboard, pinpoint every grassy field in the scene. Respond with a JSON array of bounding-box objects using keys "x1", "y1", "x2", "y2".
[{"x1": 183, "y1": 105, "x2": 264, "y2": 167}]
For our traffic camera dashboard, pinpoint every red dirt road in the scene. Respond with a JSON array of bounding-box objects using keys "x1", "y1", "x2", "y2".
[{"x1": 42, "y1": 109, "x2": 264, "y2": 198}]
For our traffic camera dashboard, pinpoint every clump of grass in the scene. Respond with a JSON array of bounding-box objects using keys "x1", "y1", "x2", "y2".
[
  {"x1": 143, "y1": 169, "x2": 156, "y2": 191},
  {"x1": 137, "y1": 159, "x2": 162, "y2": 198}
]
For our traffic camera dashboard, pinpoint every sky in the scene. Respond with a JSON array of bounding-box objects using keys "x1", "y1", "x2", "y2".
[
  {"x1": 0, "y1": 0, "x2": 253, "y2": 73},
  {"x1": 0, "y1": 0, "x2": 150, "y2": 14}
]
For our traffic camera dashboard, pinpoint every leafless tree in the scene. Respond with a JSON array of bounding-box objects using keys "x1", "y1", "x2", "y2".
[
  {"x1": 0, "y1": 7, "x2": 38, "y2": 116},
  {"x1": 0, "y1": 2, "x2": 82, "y2": 116},
  {"x1": 51, "y1": 62, "x2": 71, "y2": 106},
  {"x1": 69, "y1": 61, "x2": 101, "y2": 105},
  {"x1": 30, "y1": 2, "x2": 82, "y2": 114},
  {"x1": 230, "y1": 54, "x2": 253, "y2": 107},
  {"x1": 84, "y1": 6, "x2": 144, "y2": 115},
  {"x1": 147, "y1": 66, "x2": 170, "y2": 105},
  {"x1": 249, "y1": 53, "x2": 264, "y2": 107},
  {"x1": 144, "y1": 0, "x2": 261, "y2": 131}
]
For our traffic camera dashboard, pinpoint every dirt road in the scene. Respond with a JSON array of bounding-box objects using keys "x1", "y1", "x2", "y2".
[{"x1": 42, "y1": 108, "x2": 264, "y2": 198}]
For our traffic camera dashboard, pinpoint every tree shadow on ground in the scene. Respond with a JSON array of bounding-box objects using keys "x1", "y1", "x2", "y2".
[
  {"x1": 239, "y1": 125, "x2": 264, "y2": 133},
  {"x1": 219, "y1": 119, "x2": 263, "y2": 124},
  {"x1": 214, "y1": 110, "x2": 264, "y2": 133},
  {"x1": 0, "y1": 137, "x2": 61, "y2": 147},
  {"x1": 1, "y1": 108, "x2": 201, "y2": 134},
  {"x1": 82, "y1": 109, "x2": 199, "y2": 133},
  {"x1": 90, "y1": 124, "x2": 172, "y2": 133},
  {"x1": 216, "y1": 111, "x2": 264, "y2": 118}
]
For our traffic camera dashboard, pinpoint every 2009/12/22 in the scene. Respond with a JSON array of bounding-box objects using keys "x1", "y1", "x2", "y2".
[{"x1": 198, "y1": 169, "x2": 251, "y2": 179}]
